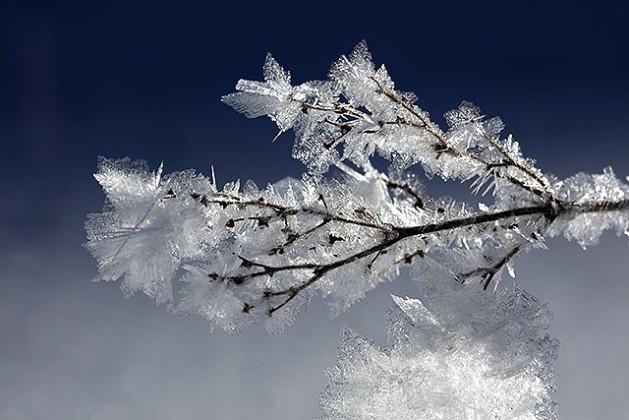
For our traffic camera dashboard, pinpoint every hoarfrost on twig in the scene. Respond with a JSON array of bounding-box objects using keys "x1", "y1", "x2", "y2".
[{"x1": 85, "y1": 41, "x2": 629, "y2": 419}]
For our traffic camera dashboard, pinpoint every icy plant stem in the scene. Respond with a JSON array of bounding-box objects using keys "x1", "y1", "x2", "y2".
[{"x1": 216, "y1": 197, "x2": 629, "y2": 314}]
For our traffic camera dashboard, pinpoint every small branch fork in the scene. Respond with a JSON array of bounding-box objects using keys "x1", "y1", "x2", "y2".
[
  {"x1": 296, "y1": 76, "x2": 552, "y2": 200},
  {"x1": 202, "y1": 192, "x2": 392, "y2": 233},
  {"x1": 197, "y1": 187, "x2": 629, "y2": 316},
  {"x1": 369, "y1": 77, "x2": 551, "y2": 199},
  {"x1": 460, "y1": 246, "x2": 522, "y2": 290},
  {"x1": 261, "y1": 204, "x2": 547, "y2": 314}
]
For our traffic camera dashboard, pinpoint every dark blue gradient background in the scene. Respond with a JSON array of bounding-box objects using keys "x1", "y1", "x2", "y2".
[{"x1": 1, "y1": 1, "x2": 628, "y2": 419}]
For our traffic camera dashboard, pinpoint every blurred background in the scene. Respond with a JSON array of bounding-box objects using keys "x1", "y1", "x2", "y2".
[{"x1": 1, "y1": 1, "x2": 628, "y2": 419}]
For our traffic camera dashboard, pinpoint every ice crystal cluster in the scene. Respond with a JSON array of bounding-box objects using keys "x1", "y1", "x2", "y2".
[
  {"x1": 320, "y1": 278, "x2": 557, "y2": 420},
  {"x1": 85, "y1": 42, "x2": 629, "y2": 418}
]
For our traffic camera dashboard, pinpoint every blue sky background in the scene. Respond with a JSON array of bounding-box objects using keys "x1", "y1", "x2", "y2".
[{"x1": 1, "y1": 1, "x2": 628, "y2": 419}]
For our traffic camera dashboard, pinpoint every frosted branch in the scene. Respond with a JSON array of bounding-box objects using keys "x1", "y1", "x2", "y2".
[
  {"x1": 86, "y1": 39, "x2": 629, "y2": 330},
  {"x1": 84, "y1": 42, "x2": 629, "y2": 419}
]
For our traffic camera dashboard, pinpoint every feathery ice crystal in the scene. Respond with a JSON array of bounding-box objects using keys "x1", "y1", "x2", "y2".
[{"x1": 85, "y1": 41, "x2": 629, "y2": 418}]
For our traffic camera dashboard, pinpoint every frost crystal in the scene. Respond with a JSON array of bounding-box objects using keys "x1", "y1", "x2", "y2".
[
  {"x1": 320, "y1": 281, "x2": 558, "y2": 420},
  {"x1": 222, "y1": 53, "x2": 324, "y2": 138},
  {"x1": 85, "y1": 157, "x2": 212, "y2": 305},
  {"x1": 549, "y1": 167, "x2": 629, "y2": 247}
]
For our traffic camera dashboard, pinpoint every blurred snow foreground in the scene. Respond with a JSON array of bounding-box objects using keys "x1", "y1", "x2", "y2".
[{"x1": 85, "y1": 42, "x2": 629, "y2": 419}]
